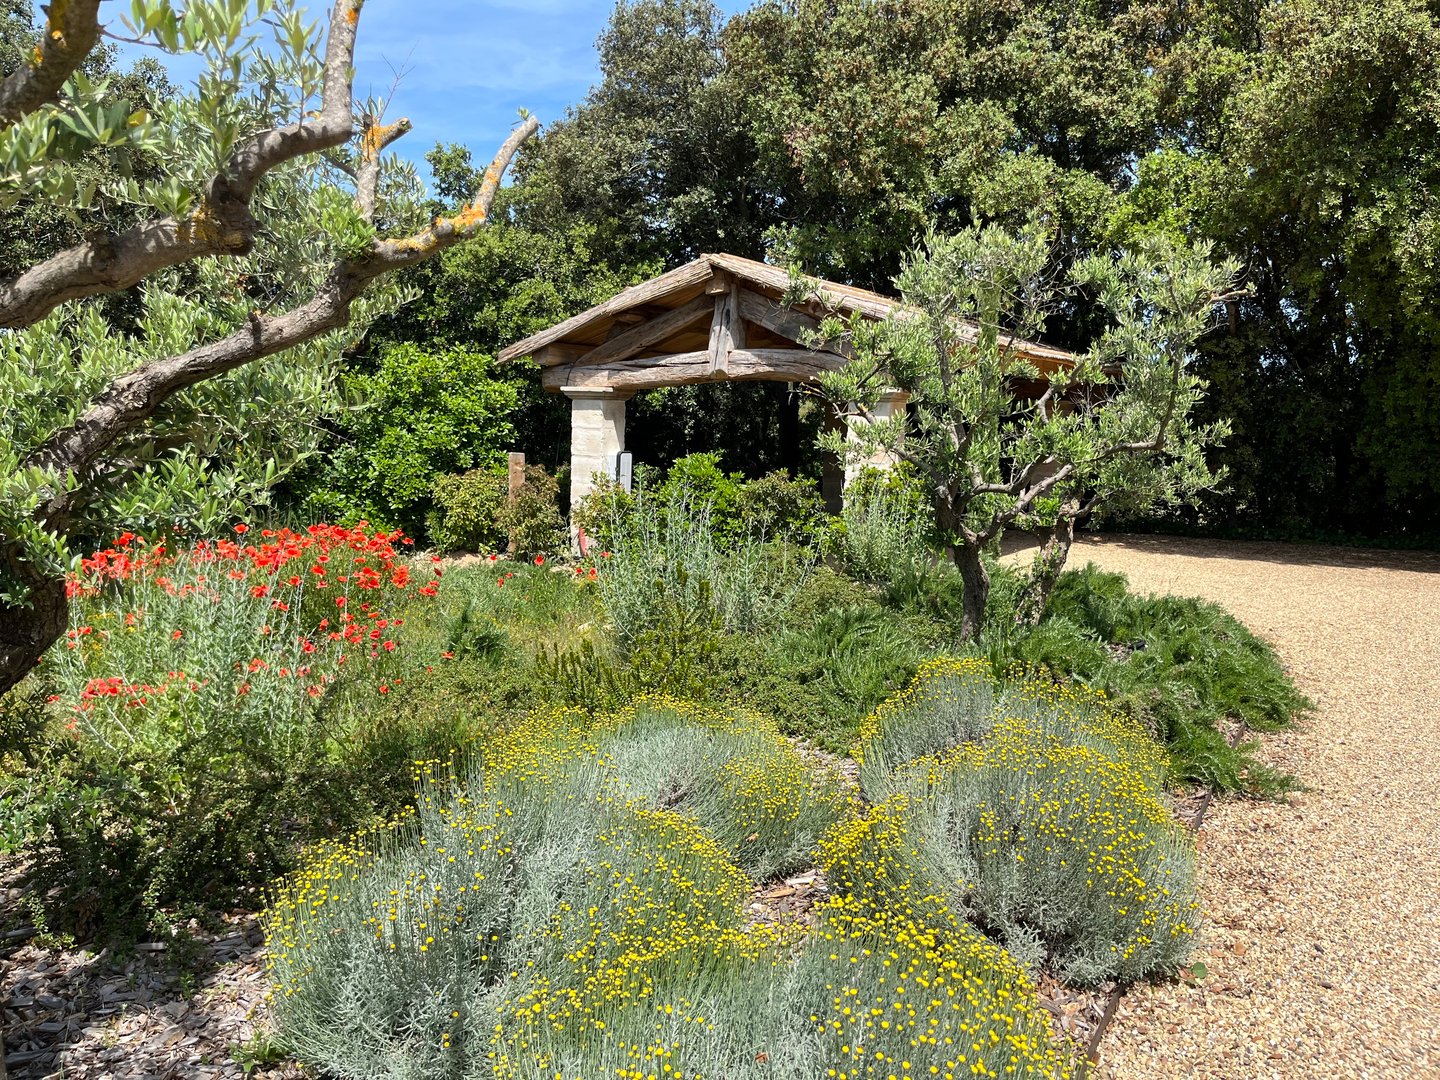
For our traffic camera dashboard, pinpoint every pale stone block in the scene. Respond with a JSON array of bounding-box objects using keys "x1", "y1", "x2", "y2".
[
  {"x1": 563, "y1": 387, "x2": 631, "y2": 512},
  {"x1": 845, "y1": 389, "x2": 911, "y2": 488}
]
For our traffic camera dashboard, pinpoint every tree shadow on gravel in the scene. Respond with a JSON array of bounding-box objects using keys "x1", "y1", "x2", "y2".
[{"x1": 1003, "y1": 531, "x2": 1440, "y2": 575}]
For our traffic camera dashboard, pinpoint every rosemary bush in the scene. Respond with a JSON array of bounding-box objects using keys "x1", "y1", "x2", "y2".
[
  {"x1": 835, "y1": 466, "x2": 932, "y2": 584},
  {"x1": 596, "y1": 491, "x2": 813, "y2": 647}
]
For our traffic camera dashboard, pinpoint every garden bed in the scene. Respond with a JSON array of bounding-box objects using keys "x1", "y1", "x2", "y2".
[{"x1": 0, "y1": 497, "x2": 1310, "y2": 1077}]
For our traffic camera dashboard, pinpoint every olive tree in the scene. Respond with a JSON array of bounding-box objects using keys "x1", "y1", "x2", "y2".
[
  {"x1": 0, "y1": 0, "x2": 538, "y2": 696},
  {"x1": 815, "y1": 224, "x2": 1238, "y2": 640}
]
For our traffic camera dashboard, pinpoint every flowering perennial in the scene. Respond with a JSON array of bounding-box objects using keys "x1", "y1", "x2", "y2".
[{"x1": 263, "y1": 701, "x2": 1077, "y2": 1079}]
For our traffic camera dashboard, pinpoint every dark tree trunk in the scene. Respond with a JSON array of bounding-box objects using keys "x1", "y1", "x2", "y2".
[
  {"x1": 953, "y1": 543, "x2": 991, "y2": 642},
  {"x1": 0, "y1": 552, "x2": 67, "y2": 698}
]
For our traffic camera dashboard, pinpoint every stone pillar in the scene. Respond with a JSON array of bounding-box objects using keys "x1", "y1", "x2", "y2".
[
  {"x1": 563, "y1": 386, "x2": 632, "y2": 512},
  {"x1": 844, "y1": 389, "x2": 911, "y2": 488}
]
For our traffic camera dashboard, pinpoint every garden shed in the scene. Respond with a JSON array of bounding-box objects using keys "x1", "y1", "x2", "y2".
[{"x1": 498, "y1": 253, "x2": 1075, "y2": 510}]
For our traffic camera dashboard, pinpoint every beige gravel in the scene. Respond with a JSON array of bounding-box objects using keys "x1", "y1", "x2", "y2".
[{"x1": 1052, "y1": 535, "x2": 1440, "y2": 1079}]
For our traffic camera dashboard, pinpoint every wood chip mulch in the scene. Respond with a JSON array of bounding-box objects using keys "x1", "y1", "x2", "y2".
[{"x1": 1, "y1": 913, "x2": 299, "y2": 1080}]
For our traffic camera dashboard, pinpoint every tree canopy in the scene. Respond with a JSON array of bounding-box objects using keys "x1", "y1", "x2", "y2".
[{"x1": 444, "y1": 0, "x2": 1439, "y2": 541}]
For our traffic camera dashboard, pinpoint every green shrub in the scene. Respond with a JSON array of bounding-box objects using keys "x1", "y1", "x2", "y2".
[
  {"x1": 495, "y1": 463, "x2": 566, "y2": 559},
  {"x1": 427, "y1": 467, "x2": 507, "y2": 553},
  {"x1": 299, "y1": 343, "x2": 520, "y2": 536},
  {"x1": 536, "y1": 572, "x2": 722, "y2": 712},
  {"x1": 597, "y1": 491, "x2": 814, "y2": 647},
  {"x1": 836, "y1": 465, "x2": 932, "y2": 582},
  {"x1": 737, "y1": 468, "x2": 829, "y2": 545},
  {"x1": 1035, "y1": 564, "x2": 1309, "y2": 792}
]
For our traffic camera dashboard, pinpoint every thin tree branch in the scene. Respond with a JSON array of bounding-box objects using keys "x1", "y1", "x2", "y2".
[
  {"x1": 27, "y1": 116, "x2": 539, "y2": 518},
  {"x1": 0, "y1": 0, "x2": 103, "y2": 129},
  {"x1": 0, "y1": 0, "x2": 366, "y2": 329},
  {"x1": 355, "y1": 115, "x2": 413, "y2": 221},
  {"x1": 367, "y1": 114, "x2": 539, "y2": 269}
]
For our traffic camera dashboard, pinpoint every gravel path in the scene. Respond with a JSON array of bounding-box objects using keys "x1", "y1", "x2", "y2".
[{"x1": 1062, "y1": 535, "x2": 1440, "y2": 1079}]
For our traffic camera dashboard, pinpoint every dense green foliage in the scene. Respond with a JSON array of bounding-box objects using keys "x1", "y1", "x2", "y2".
[
  {"x1": 302, "y1": 344, "x2": 521, "y2": 535},
  {"x1": 487, "y1": 0, "x2": 1440, "y2": 542}
]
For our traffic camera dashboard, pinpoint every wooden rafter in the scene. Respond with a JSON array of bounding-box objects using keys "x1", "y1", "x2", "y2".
[
  {"x1": 574, "y1": 294, "x2": 713, "y2": 367},
  {"x1": 708, "y1": 284, "x2": 745, "y2": 374},
  {"x1": 542, "y1": 348, "x2": 846, "y2": 392},
  {"x1": 737, "y1": 289, "x2": 852, "y2": 359}
]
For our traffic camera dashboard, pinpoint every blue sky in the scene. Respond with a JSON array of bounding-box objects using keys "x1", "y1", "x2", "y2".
[{"x1": 118, "y1": 0, "x2": 751, "y2": 191}]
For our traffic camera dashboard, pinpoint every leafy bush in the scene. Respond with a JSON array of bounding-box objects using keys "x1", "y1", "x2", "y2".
[
  {"x1": 427, "y1": 467, "x2": 508, "y2": 553},
  {"x1": 574, "y1": 454, "x2": 830, "y2": 553},
  {"x1": 736, "y1": 468, "x2": 829, "y2": 545},
  {"x1": 299, "y1": 343, "x2": 520, "y2": 537},
  {"x1": 495, "y1": 463, "x2": 566, "y2": 559}
]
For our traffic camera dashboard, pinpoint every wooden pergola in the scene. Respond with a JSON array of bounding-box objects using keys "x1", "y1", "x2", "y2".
[{"x1": 498, "y1": 252, "x2": 1075, "y2": 510}]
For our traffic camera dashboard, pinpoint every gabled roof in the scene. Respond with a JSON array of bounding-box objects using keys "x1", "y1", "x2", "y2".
[{"x1": 497, "y1": 252, "x2": 1075, "y2": 386}]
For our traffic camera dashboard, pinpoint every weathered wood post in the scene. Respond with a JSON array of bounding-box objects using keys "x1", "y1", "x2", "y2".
[{"x1": 506, "y1": 452, "x2": 525, "y2": 554}]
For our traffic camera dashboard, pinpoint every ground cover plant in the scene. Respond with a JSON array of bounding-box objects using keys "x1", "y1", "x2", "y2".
[{"x1": 264, "y1": 696, "x2": 1079, "y2": 1079}]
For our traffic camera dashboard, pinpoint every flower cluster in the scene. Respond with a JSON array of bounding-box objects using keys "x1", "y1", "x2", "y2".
[
  {"x1": 854, "y1": 659, "x2": 1198, "y2": 984},
  {"x1": 51, "y1": 523, "x2": 441, "y2": 742}
]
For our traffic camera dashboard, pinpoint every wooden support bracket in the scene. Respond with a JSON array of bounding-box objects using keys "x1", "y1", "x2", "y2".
[{"x1": 708, "y1": 284, "x2": 745, "y2": 374}]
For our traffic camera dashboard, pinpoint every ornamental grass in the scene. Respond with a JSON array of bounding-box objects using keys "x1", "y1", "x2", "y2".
[{"x1": 264, "y1": 701, "x2": 1078, "y2": 1079}]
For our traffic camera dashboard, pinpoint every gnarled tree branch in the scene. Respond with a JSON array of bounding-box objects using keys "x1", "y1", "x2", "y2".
[
  {"x1": 0, "y1": 0, "x2": 103, "y2": 128},
  {"x1": 355, "y1": 114, "x2": 413, "y2": 221},
  {"x1": 27, "y1": 114, "x2": 542, "y2": 518},
  {"x1": 0, "y1": 0, "x2": 365, "y2": 329}
]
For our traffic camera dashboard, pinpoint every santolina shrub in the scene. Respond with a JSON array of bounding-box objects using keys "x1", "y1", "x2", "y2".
[
  {"x1": 851, "y1": 660, "x2": 1198, "y2": 984},
  {"x1": 264, "y1": 701, "x2": 1078, "y2": 1079}
]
